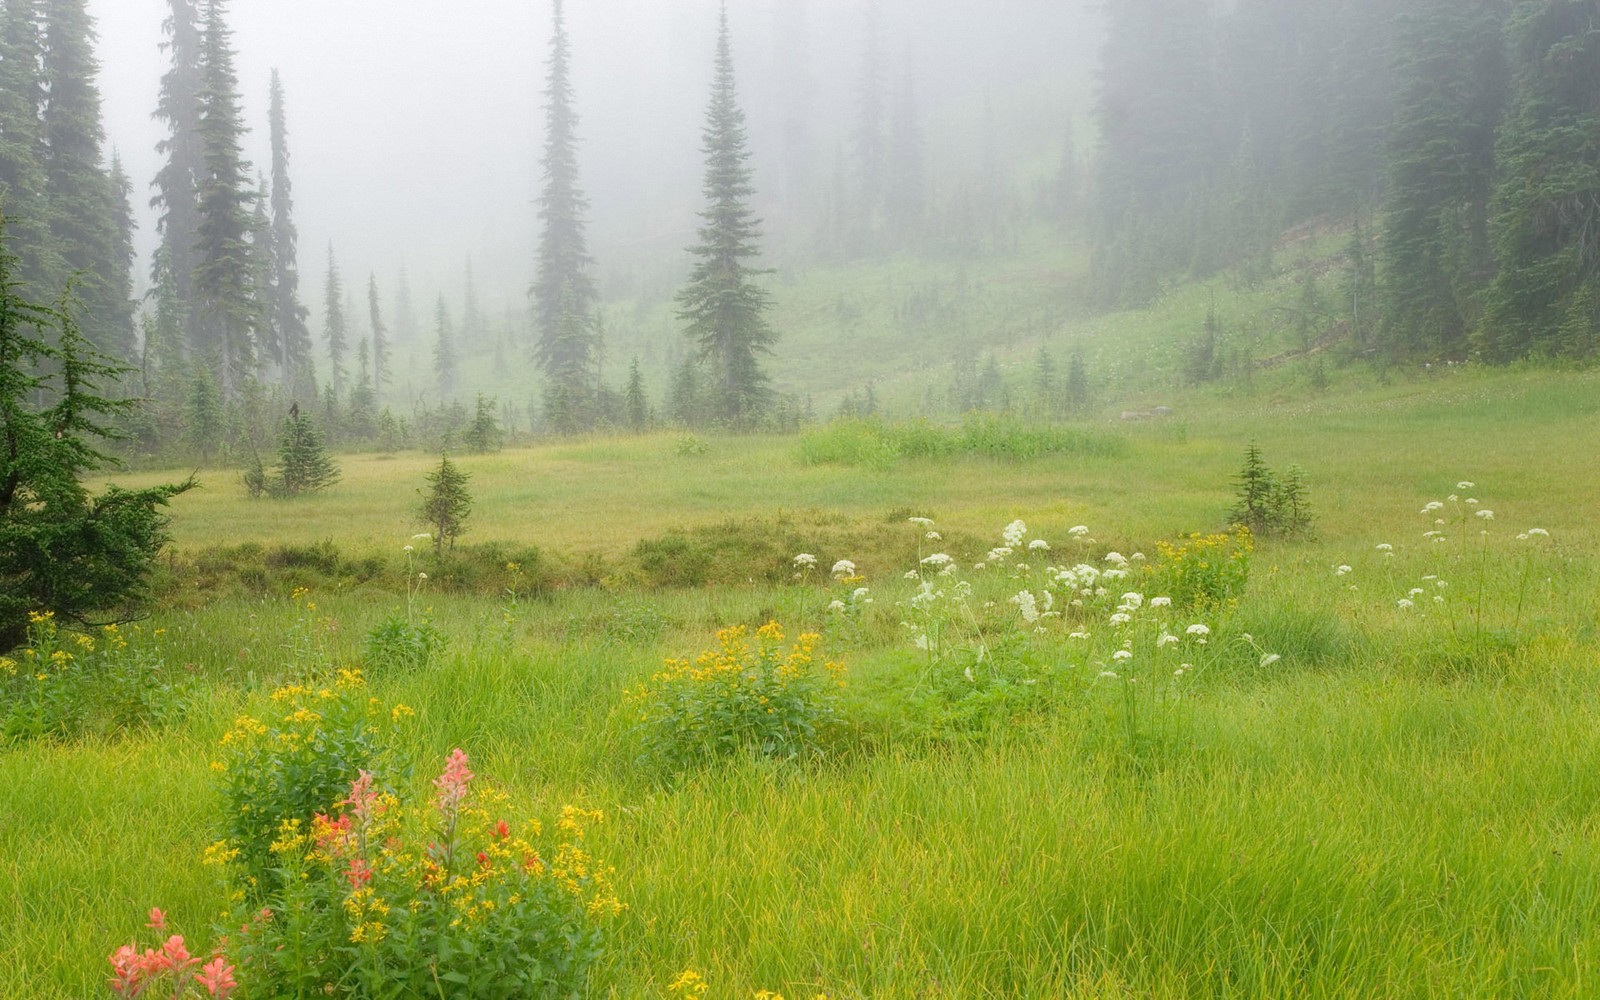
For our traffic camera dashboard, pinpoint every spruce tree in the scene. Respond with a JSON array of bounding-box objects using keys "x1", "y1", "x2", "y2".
[
  {"x1": 268, "y1": 69, "x2": 313, "y2": 399},
  {"x1": 463, "y1": 393, "x2": 502, "y2": 454},
  {"x1": 624, "y1": 357, "x2": 648, "y2": 433},
  {"x1": 40, "y1": 0, "x2": 123, "y2": 357},
  {"x1": 321, "y1": 245, "x2": 345, "y2": 399},
  {"x1": 0, "y1": 0, "x2": 57, "y2": 294},
  {"x1": 367, "y1": 273, "x2": 389, "y2": 394},
  {"x1": 150, "y1": 0, "x2": 204, "y2": 354},
  {"x1": 0, "y1": 222, "x2": 194, "y2": 649},
  {"x1": 183, "y1": 362, "x2": 222, "y2": 463},
  {"x1": 1481, "y1": 0, "x2": 1600, "y2": 360},
  {"x1": 346, "y1": 338, "x2": 376, "y2": 440},
  {"x1": 532, "y1": 0, "x2": 599, "y2": 432},
  {"x1": 192, "y1": 0, "x2": 256, "y2": 394},
  {"x1": 106, "y1": 152, "x2": 137, "y2": 355},
  {"x1": 676, "y1": 5, "x2": 777, "y2": 430},
  {"x1": 271, "y1": 405, "x2": 338, "y2": 496},
  {"x1": 432, "y1": 295, "x2": 455, "y2": 398},
  {"x1": 417, "y1": 453, "x2": 470, "y2": 556}
]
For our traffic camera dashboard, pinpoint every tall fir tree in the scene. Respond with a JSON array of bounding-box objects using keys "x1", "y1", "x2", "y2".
[
  {"x1": 624, "y1": 357, "x2": 648, "y2": 433},
  {"x1": 105, "y1": 152, "x2": 136, "y2": 355},
  {"x1": 1380, "y1": 0, "x2": 1510, "y2": 357},
  {"x1": 432, "y1": 294, "x2": 456, "y2": 399},
  {"x1": 246, "y1": 173, "x2": 276, "y2": 374},
  {"x1": 367, "y1": 273, "x2": 390, "y2": 394},
  {"x1": 321, "y1": 244, "x2": 346, "y2": 399},
  {"x1": 0, "y1": 0, "x2": 56, "y2": 294},
  {"x1": 150, "y1": 0, "x2": 203, "y2": 354},
  {"x1": 532, "y1": 0, "x2": 599, "y2": 432},
  {"x1": 191, "y1": 0, "x2": 257, "y2": 394},
  {"x1": 40, "y1": 0, "x2": 124, "y2": 357},
  {"x1": 1481, "y1": 0, "x2": 1600, "y2": 360},
  {"x1": 677, "y1": 4, "x2": 777, "y2": 429},
  {"x1": 268, "y1": 68, "x2": 313, "y2": 400}
]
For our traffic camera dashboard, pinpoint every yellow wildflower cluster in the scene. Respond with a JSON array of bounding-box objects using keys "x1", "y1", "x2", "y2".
[{"x1": 1151, "y1": 527, "x2": 1254, "y2": 611}]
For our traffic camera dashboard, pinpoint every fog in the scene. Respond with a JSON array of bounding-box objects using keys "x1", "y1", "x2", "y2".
[{"x1": 91, "y1": 0, "x2": 1096, "y2": 317}]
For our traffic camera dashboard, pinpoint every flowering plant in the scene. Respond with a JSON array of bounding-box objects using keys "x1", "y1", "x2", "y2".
[
  {"x1": 218, "y1": 750, "x2": 618, "y2": 999},
  {"x1": 106, "y1": 908, "x2": 236, "y2": 999},
  {"x1": 630, "y1": 622, "x2": 845, "y2": 770}
]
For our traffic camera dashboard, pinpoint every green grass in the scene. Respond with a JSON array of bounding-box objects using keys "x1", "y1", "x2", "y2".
[{"x1": 8, "y1": 364, "x2": 1600, "y2": 998}]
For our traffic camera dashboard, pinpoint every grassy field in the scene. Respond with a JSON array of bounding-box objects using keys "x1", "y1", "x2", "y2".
[{"x1": 7, "y1": 365, "x2": 1600, "y2": 997}]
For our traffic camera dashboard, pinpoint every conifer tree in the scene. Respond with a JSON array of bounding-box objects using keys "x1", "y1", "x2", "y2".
[
  {"x1": 183, "y1": 362, "x2": 222, "y2": 462},
  {"x1": 192, "y1": 0, "x2": 257, "y2": 393},
  {"x1": 106, "y1": 152, "x2": 136, "y2": 353},
  {"x1": 268, "y1": 69, "x2": 313, "y2": 399},
  {"x1": 347, "y1": 337, "x2": 376, "y2": 439},
  {"x1": 270, "y1": 404, "x2": 338, "y2": 496},
  {"x1": 40, "y1": 0, "x2": 123, "y2": 357},
  {"x1": 463, "y1": 393, "x2": 502, "y2": 454},
  {"x1": 367, "y1": 273, "x2": 389, "y2": 394},
  {"x1": 532, "y1": 0, "x2": 599, "y2": 431},
  {"x1": 0, "y1": 222, "x2": 194, "y2": 649},
  {"x1": 432, "y1": 294, "x2": 456, "y2": 399},
  {"x1": 417, "y1": 453, "x2": 470, "y2": 556},
  {"x1": 150, "y1": 0, "x2": 203, "y2": 352},
  {"x1": 1481, "y1": 0, "x2": 1600, "y2": 360},
  {"x1": 676, "y1": 5, "x2": 777, "y2": 430},
  {"x1": 246, "y1": 174, "x2": 276, "y2": 371},
  {"x1": 321, "y1": 245, "x2": 346, "y2": 399},
  {"x1": 624, "y1": 357, "x2": 648, "y2": 433},
  {"x1": 0, "y1": 0, "x2": 56, "y2": 294}
]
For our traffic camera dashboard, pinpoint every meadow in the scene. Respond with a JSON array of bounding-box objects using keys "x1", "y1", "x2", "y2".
[{"x1": 6, "y1": 364, "x2": 1600, "y2": 998}]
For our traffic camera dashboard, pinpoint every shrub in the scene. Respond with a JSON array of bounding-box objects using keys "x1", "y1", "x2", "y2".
[
  {"x1": 1, "y1": 613, "x2": 187, "y2": 745},
  {"x1": 631, "y1": 623, "x2": 844, "y2": 770},
  {"x1": 1150, "y1": 529, "x2": 1254, "y2": 612},
  {"x1": 216, "y1": 669, "x2": 401, "y2": 886},
  {"x1": 219, "y1": 750, "x2": 618, "y2": 999}
]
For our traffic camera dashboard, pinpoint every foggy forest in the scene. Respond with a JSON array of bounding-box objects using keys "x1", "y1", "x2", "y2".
[{"x1": 3, "y1": 0, "x2": 1599, "y2": 997}]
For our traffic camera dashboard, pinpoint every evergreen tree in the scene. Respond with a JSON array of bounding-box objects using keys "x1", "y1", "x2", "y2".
[
  {"x1": 417, "y1": 454, "x2": 470, "y2": 556},
  {"x1": 191, "y1": 0, "x2": 257, "y2": 394},
  {"x1": 150, "y1": 0, "x2": 204, "y2": 351},
  {"x1": 182, "y1": 361, "x2": 222, "y2": 462},
  {"x1": 432, "y1": 294, "x2": 455, "y2": 399},
  {"x1": 624, "y1": 357, "x2": 648, "y2": 433},
  {"x1": 463, "y1": 393, "x2": 502, "y2": 454},
  {"x1": 676, "y1": 5, "x2": 777, "y2": 430},
  {"x1": 105, "y1": 152, "x2": 136, "y2": 354},
  {"x1": 1380, "y1": 0, "x2": 1510, "y2": 357},
  {"x1": 532, "y1": 0, "x2": 599, "y2": 431},
  {"x1": 268, "y1": 69, "x2": 313, "y2": 399},
  {"x1": 1065, "y1": 346, "x2": 1090, "y2": 415},
  {"x1": 0, "y1": 223, "x2": 194, "y2": 649},
  {"x1": 460, "y1": 256, "x2": 483, "y2": 350},
  {"x1": 245, "y1": 174, "x2": 276, "y2": 373},
  {"x1": 346, "y1": 337, "x2": 376, "y2": 440},
  {"x1": 1481, "y1": 0, "x2": 1600, "y2": 360},
  {"x1": 321, "y1": 245, "x2": 345, "y2": 399},
  {"x1": 269, "y1": 404, "x2": 338, "y2": 496},
  {"x1": 40, "y1": 0, "x2": 124, "y2": 357},
  {"x1": 0, "y1": 0, "x2": 57, "y2": 294},
  {"x1": 367, "y1": 273, "x2": 389, "y2": 394}
]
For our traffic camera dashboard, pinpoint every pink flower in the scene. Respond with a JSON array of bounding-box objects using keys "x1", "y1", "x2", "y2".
[
  {"x1": 145, "y1": 907, "x2": 166, "y2": 930},
  {"x1": 107, "y1": 944, "x2": 144, "y2": 995},
  {"x1": 160, "y1": 934, "x2": 198, "y2": 971},
  {"x1": 343, "y1": 770, "x2": 380, "y2": 825},
  {"x1": 494, "y1": 820, "x2": 510, "y2": 840},
  {"x1": 345, "y1": 857, "x2": 373, "y2": 889},
  {"x1": 433, "y1": 748, "x2": 474, "y2": 812},
  {"x1": 196, "y1": 956, "x2": 238, "y2": 999}
]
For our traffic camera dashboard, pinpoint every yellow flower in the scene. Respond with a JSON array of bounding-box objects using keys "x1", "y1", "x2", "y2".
[
  {"x1": 391, "y1": 704, "x2": 416, "y2": 723},
  {"x1": 668, "y1": 970, "x2": 710, "y2": 1000}
]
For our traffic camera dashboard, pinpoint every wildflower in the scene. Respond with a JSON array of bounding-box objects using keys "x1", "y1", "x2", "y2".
[
  {"x1": 669, "y1": 970, "x2": 711, "y2": 1000},
  {"x1": 1186, "y1": 623, "x2": 1210, "y2": 638},
  {"x1": 434, "y1": 748, "x2": 474, "y2": 812},
  {"x1": 495, "y1": 820, "x2": 510, "y2": 839},
  {"x1": 1457, "y1": 481, "x2": 1474, "y2": 490},
  {"x1": 852, "y1": 587, "x2": 871, "y2": 603},
  {"x1": 1003, "y1": 520, "x2": 1027, "y2": 547},
  {"x1": 1112, "y1": 650, "x2": 1133, "y2": 661},
  {"x1": 828, "y1": 599, "x2": 846, "y2": 613},
  {"x1": 1108, "y1": 612, "x2": 1132, "y2": 626},
  {"x1": 904, "y1": 570, "x2": 919, "y2": 580},
  {"x1": 1028, "y1": 539, "x2": 1050, "y2": 552},
  {"x1": 1465, "y1": 497, "x2": 1479, "y2": 506},
  {"x1": 1098, "y1": 670, "x2": 1119, "y2": 680},
  {"x1": 1397, "y1": 598, "x2": 1414, "y2": 610},
  {"x1": 1104, "y1": 551, "x2": 1127, "y2": 565},
  {"x1": 1158, "y1": 634, "x2": 1179, "y2": 647},
  {"x1": 412, "y1": 533, "x2": 433, "y2": 541},
  {"x1": 1011, "y1": 590, "x2": 1040, "y2": 624},
  {"x1": 1069, "y1": 631, "x2": 1090, "y2": 640},
  {"x1": 1375, "y1": 543, "x2": 1393, "y2": 552},
  {"x1": 831, "y1": 558, "x2": 856, "y2": 577},
  {"x1": 1260, "y1": 653, "x2": 1281, "y2": 667},
  {"x1": 403, "y1": 544, "x2": 414, "y2": 553},
  {"x1": 1335, "y1": 565, "x2": 1353, "y2": 576},
  {"x1": 1149, "y1": 596, "x2": 1172, "y2": 608},
  {"x1": 1131, "y1": 552, "x2": 1147, "y2": 562},
  {"x1": 417, "y1": 572, "x2": 428, "y2": 581},
  {"x1": 921, "y1": 553, "x2": 953, "y2": 569},
  {"x1": 1119, "y1": 592, "x2": 1144, "y2": 609},
  {"x1": 146, "y1": 908, "x2": 167, "y2": 930},
  {"x1": 1069, "y1": 525, "x2": 1090, "y2": 538},
  {"x1": 925, "y1": 531, "x2": 942, "y2": 541},
  {"x1": 1475, "y1": 509, "x2": 1494, "y2": 520},
  {"x1": 1421, "y1": 501, "x2": 1444, "y2": 513},
  {"x1": 793, "y1": 553, "x2": 817, "y2": 569},
  {"x1": 1527, "y1": 527, "x2": 1550, "y2": 538},
  {"x1": 1409, "y1": 588, "x2": 1425, "y2": 597}
]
